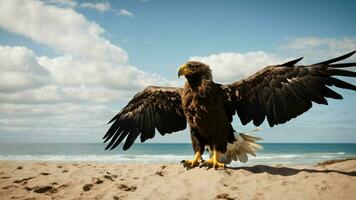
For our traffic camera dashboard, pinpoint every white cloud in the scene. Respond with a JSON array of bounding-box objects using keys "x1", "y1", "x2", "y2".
[
  {"x1": 190, "y1": 51, "x2": 286, "y2": 83},
  {"x1": 0, "y1": 85, "x2": 132, "y2": 104},
  {"x1": 0, "y1": 0, "x2": 173, "y2": 94},
  {"x1": 45, "y1": 0, "x2": 77, "y2": 8},
  {"x1": 0, "y1": 45, "x2": 146, "y2": 104},
  {"x1": 0, "y1": 0, "x2": 127, "y2": 63},
  {"x1": 282, "y1": 37, "x2": 356, "y2": 62},
  {"x1": 0, "y1": 46, "x2": 50, "y2": 93},
  {"x1": 80, "y1": 2, "x2": 111, "y2": 12},
  {"x1": 37, "y1": 55, "x2": 172, "y2": 90},
  {"x1": 284, "y1": 37, "x2": 356, "y2": 51},
  {"x1": 115, "y1": 9, "x2": 134, "y2": 17},
  {"x1": 0, "y1": 0, "x2": 174, "y2": 139}
]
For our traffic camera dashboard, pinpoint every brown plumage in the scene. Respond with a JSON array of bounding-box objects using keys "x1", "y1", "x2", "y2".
[{"x1": 103, "y1": 51, "x2": 356, "y2": 168}]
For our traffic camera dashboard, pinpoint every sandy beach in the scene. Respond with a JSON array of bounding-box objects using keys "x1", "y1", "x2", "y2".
[{"x1": 0, "y1": 159, "x2": 355, "y2": 200}]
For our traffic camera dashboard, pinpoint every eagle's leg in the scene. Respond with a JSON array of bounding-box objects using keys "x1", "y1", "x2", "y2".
[
  {"x1": 200, "y1": 148, "x2": 225, "y2": 169},
  {"x1": 181, "y1": 129, "x2": 205, "y2": 169},
  {"x1": 181, "y1": 151, "x2": 202, "y2": 169}
]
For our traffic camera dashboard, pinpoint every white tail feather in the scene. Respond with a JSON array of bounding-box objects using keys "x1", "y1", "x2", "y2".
[{"x1": 206, "y1": 129, "x2": 263, "y2": 164}]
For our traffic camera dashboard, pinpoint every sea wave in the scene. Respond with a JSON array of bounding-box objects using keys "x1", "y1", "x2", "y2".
[
  {"x1": 249, "y1": 152, "x2": 346, "y2": 160},
  {"x1": 0, "y1": 152, "x2": 351, "y2": 165},
  {"x1": 0, "y1": 154, "x2": 191, "y2": 163}
]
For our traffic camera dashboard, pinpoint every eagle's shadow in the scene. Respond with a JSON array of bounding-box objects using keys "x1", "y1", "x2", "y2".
[{"x1": 226, "y1": 165, "x2": 356, "y2": 177}]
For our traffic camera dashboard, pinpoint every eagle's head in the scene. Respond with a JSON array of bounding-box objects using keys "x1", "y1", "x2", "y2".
[{"x1": 178, "y1": 61, "x2": 212, "y2": 82}]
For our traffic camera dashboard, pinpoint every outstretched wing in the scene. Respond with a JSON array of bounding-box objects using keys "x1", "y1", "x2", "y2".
[
  {"x1": 103, "y1": 86, "x2": 187, "y2": 150},
  {"x1": 223, "y1": 51, "x2": 356, "y2": 127}
]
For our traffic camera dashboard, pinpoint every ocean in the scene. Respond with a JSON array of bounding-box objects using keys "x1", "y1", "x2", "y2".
[{"x1": 0, "y1": 143, "x2": 355, "y2": 166}]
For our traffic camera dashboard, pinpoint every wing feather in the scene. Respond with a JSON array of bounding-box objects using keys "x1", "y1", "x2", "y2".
[
  {"x1": 223, "y1": 51, "x2": 356, "y2": 127},
  {"x1": 103, "y1": 86, "x2": 187, "y2": 150}
]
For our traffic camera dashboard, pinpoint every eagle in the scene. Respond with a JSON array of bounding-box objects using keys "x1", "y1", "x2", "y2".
[{"x1": 103, "y1": 51, "x2": 356, "y2": 169}]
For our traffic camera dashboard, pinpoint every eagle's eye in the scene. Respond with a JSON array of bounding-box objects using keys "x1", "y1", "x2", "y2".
[{"x1": 190, "y1": 65, "x2": 198, "y2": 70}]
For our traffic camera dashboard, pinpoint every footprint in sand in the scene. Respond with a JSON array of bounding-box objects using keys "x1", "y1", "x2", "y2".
[
  {"x1": 104, "y1": 175, "x2": 114, "y2": 181},
  {"x1": 40, "y1": 172, "x2": 50, "y2": 176},
  {"x1": 82, "y1": 177, "x2": 105, "y2": 192},
  {"x1": 23, "y1": 185, "x2": 56, "y2": 194},
  {"x1": 33, "y1": 185, "x2": 56, "y2": 194},
  {"x1": 83, "y1": 184, "x2": 93, "y2": 191},
  {"x1": 2, "y1": 185, "x2": 18, "y2": 190},
  {"x1": 24, "y1": 186, "x2": 32, "y2": 191},
  {"x1": 62, "y1": 169, "x2": 69, "y2": 173},
  {"x1": 14, "y1": 177, "x2": 35, "y2": 184},
  {"x1": 95, "y1": 179, "x2": 103, "y2": 184},
  {"x1": 103, "y1": 173, "x2": 117, "y2": 181},
  {"x1": 154, "y1": 171, "x2": 164, "y2": 177},
  {"x1": 216, "y1": 193, "x2": 235, "y2": 200},
  {"x1": 16, "y1": 166, "x2": 23, "y2": 170},
  {"x1": 91, "y1": 177, "x2": 103, "y2": 184},
  {"x1": 117, "y1": 184, "x2": 137, "y2": 192}
]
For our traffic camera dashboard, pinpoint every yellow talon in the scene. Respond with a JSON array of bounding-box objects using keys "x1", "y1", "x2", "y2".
[
  {"x1": 181, "y1": 151, "x2": 202, "y2": 169},
  {"x1": 201, "y1": 148, "x2": 225, "y2": 169}
]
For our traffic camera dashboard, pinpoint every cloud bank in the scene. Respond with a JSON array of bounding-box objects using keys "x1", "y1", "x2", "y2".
[{"x1": 0, "y1": 0, "x2": 171, "y2": 140}]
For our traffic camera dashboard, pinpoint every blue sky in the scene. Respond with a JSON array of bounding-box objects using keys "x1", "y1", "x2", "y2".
[{"x1": 0, "y1": 0, "x2": 355, "y2": 143}]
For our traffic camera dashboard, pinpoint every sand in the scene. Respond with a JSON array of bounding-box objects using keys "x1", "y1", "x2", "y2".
[{"x1": 0, "y1": 159, "x2": 355, "y2": 200}]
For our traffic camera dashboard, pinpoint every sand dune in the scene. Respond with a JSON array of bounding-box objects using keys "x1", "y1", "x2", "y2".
[{"x1": 0, "y1": 159, "x2": 355, "y2": 200}]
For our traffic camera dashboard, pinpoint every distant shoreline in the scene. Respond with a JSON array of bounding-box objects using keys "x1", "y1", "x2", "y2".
[
  {"x1": 1, "y1": 143, "x2": 355, "y2": 165},
  {"x1": 1, "y1": 142, "x2": 356, "y2": 144}
]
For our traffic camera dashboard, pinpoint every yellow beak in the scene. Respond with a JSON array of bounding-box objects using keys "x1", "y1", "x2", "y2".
[{"x1": 178, "y1": 64, "x2": 191, "y2": 77}]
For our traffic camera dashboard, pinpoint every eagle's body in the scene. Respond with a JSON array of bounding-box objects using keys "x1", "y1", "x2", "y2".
[
  {"x1": 182, "y1": 75, "x2": 234, "y2": 154},
  {"x1": 103, "y1": 51, "x2": 356, "y2": 169}
]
